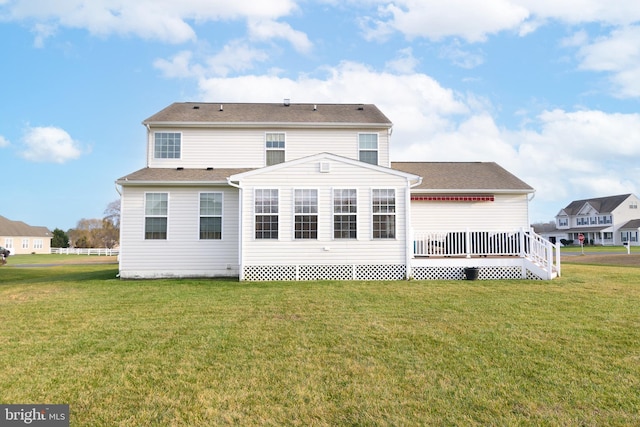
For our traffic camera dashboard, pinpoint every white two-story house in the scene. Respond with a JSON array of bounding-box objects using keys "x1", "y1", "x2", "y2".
[
  {"x1": 555, "y1": 194, "x2": 640, "y2": 246},
  {"x1": 116, "y1": 102, "x2": 559, "y2": 281}
]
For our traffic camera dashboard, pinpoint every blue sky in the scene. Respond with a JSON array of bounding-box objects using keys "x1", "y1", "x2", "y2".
[{"x1": 1, "y1": 0, "x2": 640, "y2": 231}]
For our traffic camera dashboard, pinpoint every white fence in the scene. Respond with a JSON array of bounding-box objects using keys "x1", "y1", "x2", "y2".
[{"x1": 51, "y1": 247, "x2": 119, "y2": 256}]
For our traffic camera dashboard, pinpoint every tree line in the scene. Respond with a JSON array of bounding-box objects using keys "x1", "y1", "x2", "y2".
[{"x1": 52, "y1": 200, "x2": 120, "y2": 249}]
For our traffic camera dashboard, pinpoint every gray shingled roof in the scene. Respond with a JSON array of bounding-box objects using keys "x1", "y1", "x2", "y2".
[
  {"x1": 117, "y1": 167, "x2": 254, "y2": 184},
  {"x1": 560, "y1": 194, "x2": 632, "y2": 215},
  {"x1": 120, "y1": 162, "x2": 533, "y2": 193},
  {"x1": 143, "y1": 102, "x2": 392, "y2": 126},
  {"x1": 620, "y1": 219, "x2": 640, "y2": 230},
  {"x1": 391, "y1": 162, "x2": 534, "y2": 192},
  {"x1": 0, "y1": 216, "x2": 51, "y2": 237}
]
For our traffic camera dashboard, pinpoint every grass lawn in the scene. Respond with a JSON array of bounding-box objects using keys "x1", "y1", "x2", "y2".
[{"x1": 1, "y1": 259, "x2": 639, "y2": 426}]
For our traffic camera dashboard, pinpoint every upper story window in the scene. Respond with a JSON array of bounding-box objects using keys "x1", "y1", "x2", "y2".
[
  {"x1": 359, "y1": 133, "x2": 378, "y2": 165},
  {"x1": 266, "y1": 133, "x2": 285, "y2": 166},
  {"x1": 255, "y1": 189, "x2": 279, "y2": 239},
  {"x1": 154, "y1": 132, "x2": 181, "y2": 159},
  {"x1": 199, "y1": 193, "x2": 223, "y2": 240},
  {"x1": 334, "y1": 189, "x2": 357, "y2": 239},
  {"x1": 294, "y1": 189, "x2": 318, "y2": 239},
  {"x1": 631, "y1": 201, "x2": 638, "y2": 209},
  {"x1": 372, "y1": 189, "x2": 395, "y2": 239},
  {"x1": 557, "y1": 218, "x2": 568, "y2": 227},
  {"x1": 145, "y1": 193, "x2": 168, "y2": 240}
]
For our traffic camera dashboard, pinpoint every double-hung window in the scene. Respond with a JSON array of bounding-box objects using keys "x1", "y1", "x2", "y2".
[
  {"x1": 294, "y1": 189, "x2": 318, "y2": 239},
  {"x1": 372, "y1": 189, "x2": 396, "y2": 239},
  {"x1": 359, "y1": 133, "x2": 378, "y2": 165},
  {"x1": 200, "y1": 193, "x2": 223, "y2": 240},
  {"x1": 154, "y1": 132, "x2": 181, "y2": 159},
  {"x1": 34, "y1": 239, "x2": 43, "y2": 249},
  {"x1": 333, "y1": 189, "x2": 357, "y2": 239},
  {"x1": 255, "y1": 189, "x2": 279, "y2": 239},
  {"x1": 145, "y1": 193, "x2": 168, "y2": 240},
  {"x1": 22, "y1": 239, "x2": 29, "y2": 249},
  {"x1": 266, "y1": 133, "x2": 285, "y2": 166}
]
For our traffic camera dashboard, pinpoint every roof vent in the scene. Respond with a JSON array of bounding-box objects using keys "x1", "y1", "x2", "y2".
[
  {"x1": 193, "y1": 105, "x2": 200, "y2": 109},
  {"x1": 358, "y1": 104, "x2": 364, "y2": 110},
  {"x1": 206, "y1": 167, "x2": 213, "y2": 170},
  {"x1": 284, "y1": 98, "x2": 290, "y2": 107},
  {"x1": 219, "y1": 104, "x2": 223, "y2": 111},
  {"x1": 313, "y1": 104, "x2": 317, "y2": 111},
  {"x1": 176, "y1": 167, "x2": 184, "y2": 171}
]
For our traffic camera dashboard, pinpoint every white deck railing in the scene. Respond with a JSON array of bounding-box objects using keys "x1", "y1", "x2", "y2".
[{"x1": 413, "y1": 228, "x2": 560, "y2": 278}]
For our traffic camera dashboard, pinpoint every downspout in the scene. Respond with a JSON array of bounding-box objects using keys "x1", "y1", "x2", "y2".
[
  {"x1": 405, "y1": 176, "x2": 423, "y2": 279},
  {"x1": 227, "y1": 178, "x2": 244, "y2": 280},
  {"x1": 145, "y1": 124, "x2": 151, "y2": 168}
]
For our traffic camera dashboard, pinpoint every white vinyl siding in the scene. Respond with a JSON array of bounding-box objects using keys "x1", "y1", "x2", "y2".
[
  {"x1": 237, "y1": 157, "x2": 410, "y2": 268},
  {"x1": 147, "y1": 127, "x2": 391, "y2": 169},
  {"x1": 409, "y1": 193, "x2": 530, "y2": 231},
  {"x1": 119, "y1": 186, "x2": 241, "y2": 278}
]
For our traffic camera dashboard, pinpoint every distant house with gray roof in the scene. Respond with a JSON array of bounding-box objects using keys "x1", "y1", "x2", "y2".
[
  {"x1": 116, "y1": 101, "x2": 558, "y2": 281},
  {"x1": 0, "y1": 215, "x2": 52, "y2": 255},
  {"x1": 555, "y1": 193, "x2": 640, "y2": 245}
]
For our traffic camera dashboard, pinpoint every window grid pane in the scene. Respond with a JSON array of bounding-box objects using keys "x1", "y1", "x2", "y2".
[
  {"x1": 255, "y1": 190, "x2": 279, "y2": 239},
  {"x1": 145, "y1": 217, "x2": 167, "y2": 240},
  {"x1": 334, "y1": 189, "x2": 357, "y2": 239},
  {"x1": 294, "y1": 189, "x2": 318, "y2": 239},
  {"x1": 154, "y1": 132, "x2": 181, "y2": 159},
  {"x1": 372, "y1": 189, "x2": 395, "y2": 239},
  {"x1": 200, "y1": 217, "x2": 222, "y2": 240}
]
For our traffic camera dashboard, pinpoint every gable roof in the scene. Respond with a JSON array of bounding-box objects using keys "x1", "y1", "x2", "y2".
[
  {"x1": 117, "y1": 167, "x2": 254, "y2": 185},
  {"x1": 560, "y1": 194, "x2": 632, "y2": 216},
  {"x1": 143, "y1": 102, "x2": 392, "y2": 127},
  {"x1": 391, "y1": 162, "x2": 534, "y2": 193},
  {"x1": 229, "y1": 153, "x2": 421, "y2": 183},
  {"x1": 0, "y1": 216, "x2": 51, "y2": 237}
]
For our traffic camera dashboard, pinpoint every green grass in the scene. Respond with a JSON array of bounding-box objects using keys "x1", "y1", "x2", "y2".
[
  {"x1": 1, "y1": 264, "x2": 639, "y2": 426},
  {"x1": 561, "y1": 245, "x2": 639, "y2": 253}
]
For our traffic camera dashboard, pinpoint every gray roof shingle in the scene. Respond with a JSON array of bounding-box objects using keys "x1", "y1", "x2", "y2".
[
  {"x1": 391, "y1": 162, "x2": 534, "y2": 192},
  {"x1": 143, "y1": 102, "x2": 392, "y2": 126},
  {"x1": 0, "y1": 216, "x2": 51, "y2": 237},
  {"x1": 117, "y1": 167, "x2": 254, "y2": 184},
  {"x1": 560, "y1": 194, "x2": 632, "y2": 215}
]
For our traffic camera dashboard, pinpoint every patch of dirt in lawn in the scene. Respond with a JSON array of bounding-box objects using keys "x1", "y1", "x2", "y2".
[{"x1": 563, "y1": 253, "x2": 640, "y2": 267}]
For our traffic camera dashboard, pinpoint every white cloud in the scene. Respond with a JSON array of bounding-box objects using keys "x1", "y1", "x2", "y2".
[
  {"x1": 0, "y1": 135, "x2": 9, "y2": 147},
  {"x1": 576, "y1": 25, "x2": 640, "y2": 98},
  {"x1": 367, "y1": 0, "x2": 530, "y2": 42},
  {"x1": 2, "y1": 0, "x2": 299, "y2": 44},
  {"x1": 20, "y1": 126, "x2": 84, "y2": 163},
  {"x1": 248, "y1": 19, "x2": 312, "y2": 54},
  {"x1": 385, "y1": 47, "x2": 419, "y2": 74}
]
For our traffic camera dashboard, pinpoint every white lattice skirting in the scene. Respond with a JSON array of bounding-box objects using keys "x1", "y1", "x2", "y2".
[
  {"x1": 243, "y1": 264, "x2": 545, "y2": 281},
  {"x1": 411, "y1": 266, "x2": 543, "y2": 281},
  {"x1": 242, "y1": 264, "x2": 407, "y2": 281}
]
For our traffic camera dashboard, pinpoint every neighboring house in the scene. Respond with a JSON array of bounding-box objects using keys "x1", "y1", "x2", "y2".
[
  {"x1": 116, "y1": 102, "x2": 559, "y2": 281},
  {"x1": 0, "y1": 215, "x2": 52, "y2": 255},
  {"x1": 555, "y1": 194, "x2": 640, "y2": 246}
]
